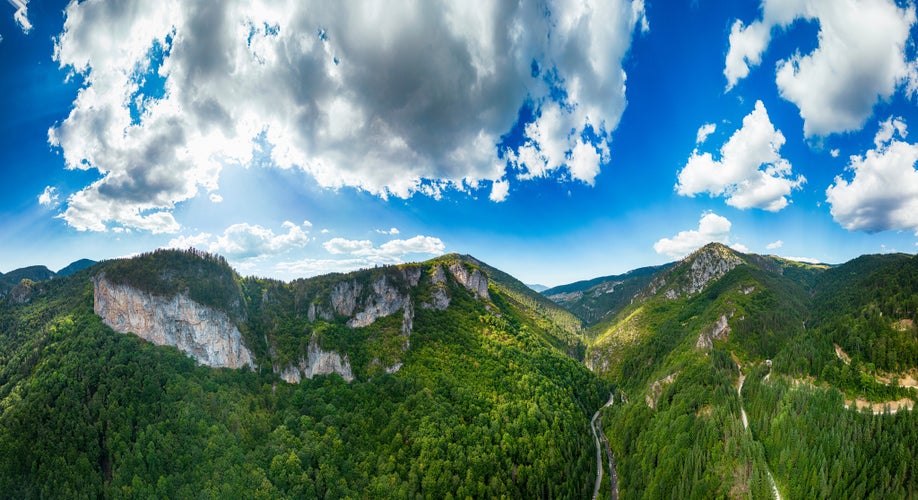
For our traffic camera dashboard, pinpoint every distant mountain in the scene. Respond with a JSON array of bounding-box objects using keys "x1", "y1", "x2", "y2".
[
  {"x1": 57, "y1": 259, "x2": 97, "y2": 277},
  {"x1": 526, "y1": 283, "x2": 549, "y2": 292},
  {"x1": 542, "y1": 263, "x2": 673, "y2": 327},
  {"x1": 0, "y1": 265, "x2": 57, "y2": 296}
]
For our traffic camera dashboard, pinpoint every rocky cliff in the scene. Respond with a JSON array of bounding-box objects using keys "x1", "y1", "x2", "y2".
[
  {"x1": 275, "y1": 337, "x2": 354, "y2": 383},
  {"x1": 93, "y1": 275, "x2": 256, "y2": 369}
]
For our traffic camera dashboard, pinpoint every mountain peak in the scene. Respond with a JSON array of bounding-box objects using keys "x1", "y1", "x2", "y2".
[{"x1": 641, "y1": 243, "x2": 745, "y2": 300}]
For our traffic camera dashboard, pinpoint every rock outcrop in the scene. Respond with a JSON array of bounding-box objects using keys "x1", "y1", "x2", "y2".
[
  {"x1": 448, "y1": 262, "x2": 489, "y2": 299},
  {"x1": 347, "y1": 275, "x2": 408, "y2": 328},
  {"x1": 683, "y1": 246, "x2": 742, "y2": 296},
  {"x1": 423, "y1": 265, "x2": 451, "y2": 310},
  {"x1": 93, "y1": 276, "x2": 255, "y2": 369},
  {"x1": 275, "y1": 338, "x2": 354, "y2": 383},
  {"x1": 696, "y1": 312, "x2": 733, "y2": 350}
]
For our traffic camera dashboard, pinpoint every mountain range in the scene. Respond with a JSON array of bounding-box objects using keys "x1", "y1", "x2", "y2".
[{"x1": 0, "y1": 245, "x2": 915, "y2": 497}]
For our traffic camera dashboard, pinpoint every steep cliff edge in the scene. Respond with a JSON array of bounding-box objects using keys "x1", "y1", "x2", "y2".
[
  {"x1": 91, "y1": 250, "x2": 504, "y2": 383},
  {"x1": 93, "y1": 275, "x2": 256, "y2": 369}
]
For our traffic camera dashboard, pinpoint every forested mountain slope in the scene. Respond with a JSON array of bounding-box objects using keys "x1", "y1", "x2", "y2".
[
  {"x1": 0, "y1": 250, "x2": 606, "y2": 497},
  {"x1": 575, "y1": 244, "x2": 918, "y2": 498}
]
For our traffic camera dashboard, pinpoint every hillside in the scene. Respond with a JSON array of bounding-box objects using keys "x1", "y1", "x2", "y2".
[
  {"x1": 1, "y1": 245, "x2": 917, "y2": 497},
  {"x1": 0, "y1": 249, "x2": 605, "y2": 497},
  {"x1": 577, "y1": 244, "x2": 918, "y2": 498}
]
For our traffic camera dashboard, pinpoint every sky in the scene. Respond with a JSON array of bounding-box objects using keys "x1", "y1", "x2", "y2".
[{"x1": 2, "y1": 0, "x2": 918, "y2": 287}]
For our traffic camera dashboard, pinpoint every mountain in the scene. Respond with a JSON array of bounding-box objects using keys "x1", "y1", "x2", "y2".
[
  {"x1": 1, "y1": 244, "x2": 916, "y2": 497},
  {"x1": 0, "y1": 249, "x2": 605, "y2": 497},
  {"x1": 542, "y1": 263, "x2": 673, "y2": 327},
  {"x1": 526, "y1": 283, "x2": 549, "y2": 292},
  {"x1": 575, "y1": 243, "x2": 917, "y2": 498},
  {"x1": 57, "y1": 258, "x2": 97, "y2": 277},
  {"x1": 0, "y1": 265, "x2": 58, "y2": 296}
]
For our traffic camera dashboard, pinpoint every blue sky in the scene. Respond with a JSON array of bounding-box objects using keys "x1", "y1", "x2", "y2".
[{"x1": 2, "y1": 0, "x2": 918, "y2": 287}]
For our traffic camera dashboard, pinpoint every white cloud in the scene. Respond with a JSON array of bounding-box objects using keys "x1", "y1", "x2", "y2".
[
  {"x1": 724, "y1": 0, "x2": 917, "y2": 137},
  {"x1": 695, "y1": 123, "x2": 716, "y2": 145},
  {"x1": 9, "y1": 0, "x2": 31, "y2": 33},
  {"x1": 49, "y1": 0, "x2": 647, "y2": 231},
  {"x1": 324, "y1": 235, "x2": 445, "y2": 260},
  {"x1": 209, "y1": 193, "x2": 223, "y2": 203},
  {"x1": 783, "y1": 256, "x2": 821, "y2": 264},
  {"x1": 376, "y1": 235, "x2": 445, "y2": 256},
  {"x1": 730, "y1": 243, "x2": 750, "y2": 254},
  {"x1": 489, "y1": 179, "x2": 509, "y2": 203},
  {"x1": 676, "y1": 101, "x2": 805, "y2": 211},
  {"x1": 830, "y1": 149, "x2": 839, "y2": 158},
  {"x1": 37, "y1": 186, "x2": 59, "y2": 207},
  {"x1": 374, "y1": 227, "x2": 400, "y2": 235},
  {"x1": 653, "y1": 212, "x2": 735, "y2": 259},
  {"x1": 165, "y1": 221, "x2": 311, "y2": 259},
  {"x1": 766, "y1": 240, "x2": 783, "y2": 250},
  {"x1": 165, "y1": 232, "x2": 214, "y2": 250},
  {"x1": 279, "y1": 234, "x2": 445, "y2": 277},
  {"x1": 826, "y1": 117, "x2": 918, "y2": 233},
  {"x1": 275, "y1": 257, "x2": 373, "y2": 278},
  {"x1": 324, "y1": 237, "x2": 373, "y2": 255}
]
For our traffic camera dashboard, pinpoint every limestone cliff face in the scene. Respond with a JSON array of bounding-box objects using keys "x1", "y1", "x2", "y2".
[
  {"x1": 683, "y1": 246, "x2": 743, "y2": 296},
  {"x1": 93, "y1": 276, "x2": 255, "y2": 369},
  {"x1": 347, "y1": 275, "x2": 408, "y2": 328},
  {"x1": 275, "y1": 338, "x2": 354, "y2": 383},
  {"x1": 448, "y1": 262, "x2": 489, "y2": 299}
]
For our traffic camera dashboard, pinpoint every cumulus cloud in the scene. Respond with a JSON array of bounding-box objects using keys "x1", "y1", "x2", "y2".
[
  {"x1": 695, "y1": 123, "x2": 716, "y2": 145},
  {"x1": 783, "y1": 256, "x2": 821, "y2": 264},
  {"x1": 489, "y1": 179, "x2": 509, "y2": 203},
  {"x1": 374, "y1": 227, "x2": 399, "y2": 235},
  {"x1": 653, "y1": 212, "x2": 737, "y2": 259},
  {"x1": 37, "y1": 186, "x2": 59, "y2": 207},
  {"x1": 209, "y1": 193, "x2": 223, "y2": 203},
  {"x1": 324, "y1": 235, "x2": 445, "y2": 260},
  {"x1": 766, "y1": 240, "x2": 783, "y2": 250},
  {"x1": 324, "y1": 237, "x2": 373, "y2": 255},
  {"x1": 48, "y1": 0, "x2": 647, "y2": 232},
  {"x1": 276, "y1": 234, "x2": 445, "y2": 277},
  {"x1": 166, "y1": 220, "x2": 311, "y2": 259},
  {"x1": 826, "y1": 117, "x2": 918, "y2": 233},
  {"x1": 9, "y1": 0, "x2": 31, "y2": 33},
  {"x1": 676, "y1": 101, "x2": 805, "y2": 211},
  {"x1": 724, "y1": 0, "x2": 917, "y2": 137}
]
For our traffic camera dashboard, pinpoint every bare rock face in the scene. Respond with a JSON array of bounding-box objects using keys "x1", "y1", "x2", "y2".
[
  {"x1": 448, "y1": 262, "x2": 489, "y2": 299},
  {"x1": 330, "y1": 281, "x2": 360, "y2": 317},
  {"x1": 276, "y1": 337, "x2": 354, "y2": 383},
  {"x1": 696, "y1": 312, "x2": 733, "y2": 350},
  {"x1": 423, "y1": 265, "x2": 451, "y2": 310},
  {"x1": 93, "y1": 276, "x2": 255, "y2": 369},
  {"x1": 348, "y1": 275, "x2": 407, "y2": 328},
  {"x1": 684, "y1": 246, "x2": 742, "y2": 296}
]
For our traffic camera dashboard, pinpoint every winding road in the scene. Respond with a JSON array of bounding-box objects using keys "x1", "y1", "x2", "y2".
[{"x1": 591, "y1": 392, "x2": 618, "y2": 500}]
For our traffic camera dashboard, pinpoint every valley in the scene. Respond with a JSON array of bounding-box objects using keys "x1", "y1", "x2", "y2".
[{"x1": 0, "y1": 244, "x2": 916, "y2": 497}]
